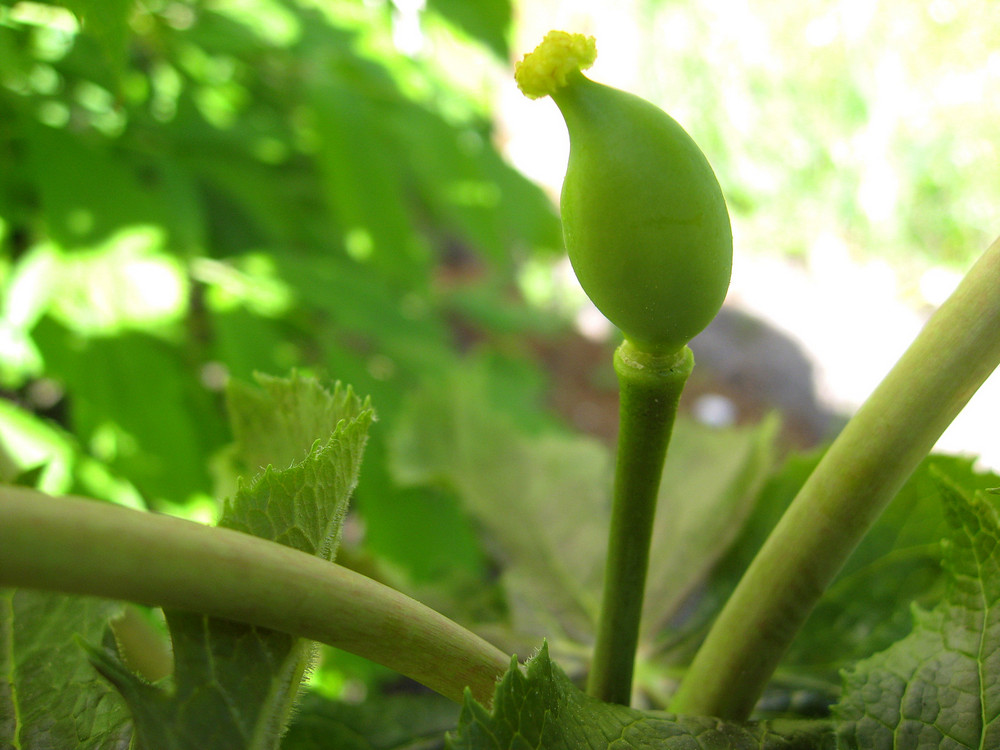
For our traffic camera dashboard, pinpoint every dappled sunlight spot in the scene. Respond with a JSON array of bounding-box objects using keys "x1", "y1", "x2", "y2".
[
  {"x1": 193, "y1": 83, "x2": 243, "y2": 129},
  {"x1": 199, "y1": 361, "x2": 229, "y2": 392},
  {"x1": 0, "y1": 243, "x2": 55, "y2": 382},
  {"x1": 1, "y1": 242, "x2": 57, "y2": 329},
  {"x1": 574, "y1": 304, "x2": 613, "y2": 342},
  {"x1": 66, "y1": 207, "x2": 94, "y2": 236},
  {"x1": 179, "y1": 44, "x2": 237, "y2": 85},
  {"x1": 214, "y1": 0, "x2": 301, "y2": 47},
  {"x1": 161, "y1": 2, "x2": 196, "y2": 31},
  {"x1": 74, "y1": 459, "x2": 146, "y2": 511},
  {"x1": 36, "y1": 226, "x2": 189, "y2": 336},
  {"x1": 74, "y1": 79, "x2": 113, "y2": 113},
  {"x1": 391, "y1": 0, "x2": 425, "y2": 56},
  {"x1": 27, "y1": 63, "x2": 60, "y2": 95},
  {"x1": 253, "y1": 136, "x2": 290, "y2": 164},
  {"x1": 366, "y1": 353, "x2": 396, "y2": 382},
  {"x1": 74, "y1": 79, "x2": 127, "y2": 136},
  {"x1": 123, "y1": 257, "x2": 184, "y2": 312},
  {"x1": 518, "y1": 255, "x2": 611, "y2": 342},
  {"x1": 89, "y1": 421, "x2": 138, "y2": 465},
  {"x1": 445, "y1": 179, "x2": 501, "y2": 208},
  {"x1": 517, "y1": 255, "x2": 585, "y2": 313},
  {"x1": 177, "y1": 46, "x2": 247, "y2": 128},
  {"x1": 191, "y1": 253, "x2": 293, "y2": 317},
  {"x1": 0, "y1": 325, "x2": 43, "y2": 382},
  {"x1": 150, "y1": 62, "x2": 182, "y2": 122},
  {"x1": 306, "y1": 660, "x2": 369, "y2": 704},
  {"x1": 6, "y1": 2, "x2": 77, "y2": 32},
  {"x1": 154, "y1": 493, "x2": 220, "y2": 525},
  {"x1": 36, "y1": 99, "x2": 69, "y2": 127},
  {"x1": 344, "y1": 227, "x2": 375, "y2": 262},
  {"x1": 0, "y1": 397, "x2": 73, "y2": 493}
]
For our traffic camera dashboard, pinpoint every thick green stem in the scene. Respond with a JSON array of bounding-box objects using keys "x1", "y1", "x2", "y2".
[
  {"x1": 0, "y1": 486, "x2": 509, "y2": 705},
  {"x1": 587, "y1": 342, "x2": 693, "y2": 704},
  {"x1": 670, "y1": 236, "x2": 1000, "y2": 720}
]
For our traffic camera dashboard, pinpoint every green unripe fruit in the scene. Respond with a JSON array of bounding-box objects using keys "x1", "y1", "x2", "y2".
[{"x1": 516, "y1": 32, "x2": 732, "y2": 355}]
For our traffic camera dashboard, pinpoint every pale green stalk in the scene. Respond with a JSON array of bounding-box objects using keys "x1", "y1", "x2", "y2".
[
  {"x1": 587, "y1": 342, "x2": 693, "y2": 705},
  {"x1": 670, "y1": 236, "x2": 1000, "y2": 720},
  {"x1": 0, "y1": 486, "x2": 509, "y2": 705},
  {"x1": 109, "y1": 605, "x2": 173, "y2": 682}
]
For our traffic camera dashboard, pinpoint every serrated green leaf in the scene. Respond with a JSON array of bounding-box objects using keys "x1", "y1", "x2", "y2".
[
  {"x1": 89, "y1": 613, "x2": 307, "y2": 750},
  {"x1": 226, "y1": 372, "x2": 373, "y2": 482},
  {"x1": 834, "y1": 481, "x2": 1000, "y2": 749},
  {"x1": 92, "y1": 374, "x2": 374, "y2": 750},
  {"x1": 447, "y1": 644, "x2": 835, "y2": 750},
  {"x1": 222, "y1": 374, "x2": 375, "y2": 561},
  {"x1": 0, "y1": 589, "x2": 132, "y2": 750}
]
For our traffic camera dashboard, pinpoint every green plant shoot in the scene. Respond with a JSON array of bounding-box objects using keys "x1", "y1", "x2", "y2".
[{"x1": 516, "y1": 30, "x2": 733, "y2": 705}]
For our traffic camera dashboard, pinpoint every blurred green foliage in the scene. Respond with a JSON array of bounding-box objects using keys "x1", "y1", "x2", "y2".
[{"x1": 0, "y1": 0, "x2": 566, "y2": 587}]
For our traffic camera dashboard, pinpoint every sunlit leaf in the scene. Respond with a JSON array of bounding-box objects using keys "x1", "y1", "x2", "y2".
[{"x1": 448, "y1": 643, "x2": 835, "y2": 750}]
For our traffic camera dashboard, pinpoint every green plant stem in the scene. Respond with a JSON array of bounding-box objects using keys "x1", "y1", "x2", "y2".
[
  {"x1": 670, "y1": 235, "x2": 1000, "y2": 720},
  {"x1": 0, "y1": 486, "x2": 509, "y2": 705},
  {"x1": 587, "y1": 341, "x2": 693, "y2": 705}
]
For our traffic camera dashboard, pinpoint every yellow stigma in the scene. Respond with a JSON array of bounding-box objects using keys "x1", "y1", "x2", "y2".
[{"x1": 515, "y1": 31, "x2": 597, "y2": 99}]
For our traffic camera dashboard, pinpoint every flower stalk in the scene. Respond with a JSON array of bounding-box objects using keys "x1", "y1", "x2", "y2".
[
  {"x1": 670, "y1": 235, "x2": 1000, "y2": 720},
  {"x1": 587, "y1": 342, "x2": 693, "y2": 704},
  {"x1": 515, "y1": 31, "x2": 731, "y2": 705}
]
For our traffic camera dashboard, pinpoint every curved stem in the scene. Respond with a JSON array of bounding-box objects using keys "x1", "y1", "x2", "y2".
[
  {"x1": 0, "y1": 486, "x2": 509, "y2": 705},
  {"x1": 587, "y1": 342, "x2": 693, "y2": 704},
  {"x1": 670, "y1": 236, "x2": 1000, "y2": 720}
]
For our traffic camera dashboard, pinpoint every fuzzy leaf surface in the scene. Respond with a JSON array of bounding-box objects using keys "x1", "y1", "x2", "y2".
[
  {"x1": 0, "y1": 590, "x2": 132, "y2": 750},
  {"x1": 92, "y1": 375, "x2": 374, "y2": 750},
  {"x1": 834, "y1": 481, "x2": 1000, "y2": 749},
  {"x1": 447, "y1": 644, "x2": 836, "y2": 750}
]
